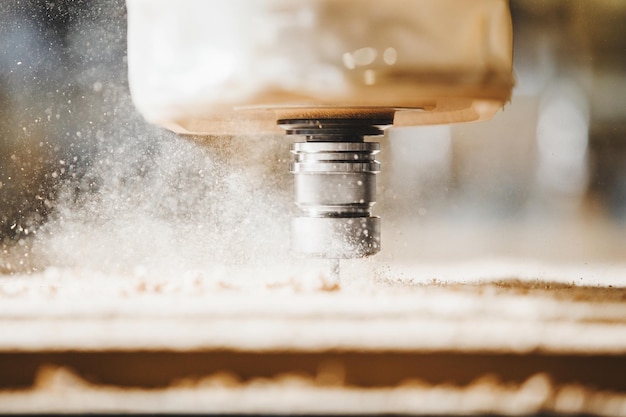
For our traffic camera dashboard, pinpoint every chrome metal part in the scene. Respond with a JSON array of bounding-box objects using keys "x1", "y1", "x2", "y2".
[{"x1": 279, "y1": 117, "x2": 391, "y2": 259}]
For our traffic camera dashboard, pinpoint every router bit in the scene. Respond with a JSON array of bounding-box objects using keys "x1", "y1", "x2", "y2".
[{"x1": 279, "y1": 116, "x2": 391, "y2": 260}]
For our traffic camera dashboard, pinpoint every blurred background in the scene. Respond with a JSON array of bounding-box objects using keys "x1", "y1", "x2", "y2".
[{"x1": 1, "y1": 0, "x2": 625, "y2": 275}]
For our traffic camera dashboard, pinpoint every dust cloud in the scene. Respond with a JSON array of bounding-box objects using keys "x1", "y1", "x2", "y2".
[{"x1": 33, "y1": 119, "x2": 294, "y2": 278}]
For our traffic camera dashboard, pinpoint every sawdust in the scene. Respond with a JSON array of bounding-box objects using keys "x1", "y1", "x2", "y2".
[{"x1": 1, "y1": 364, "x2": 625, "y2": 415}]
